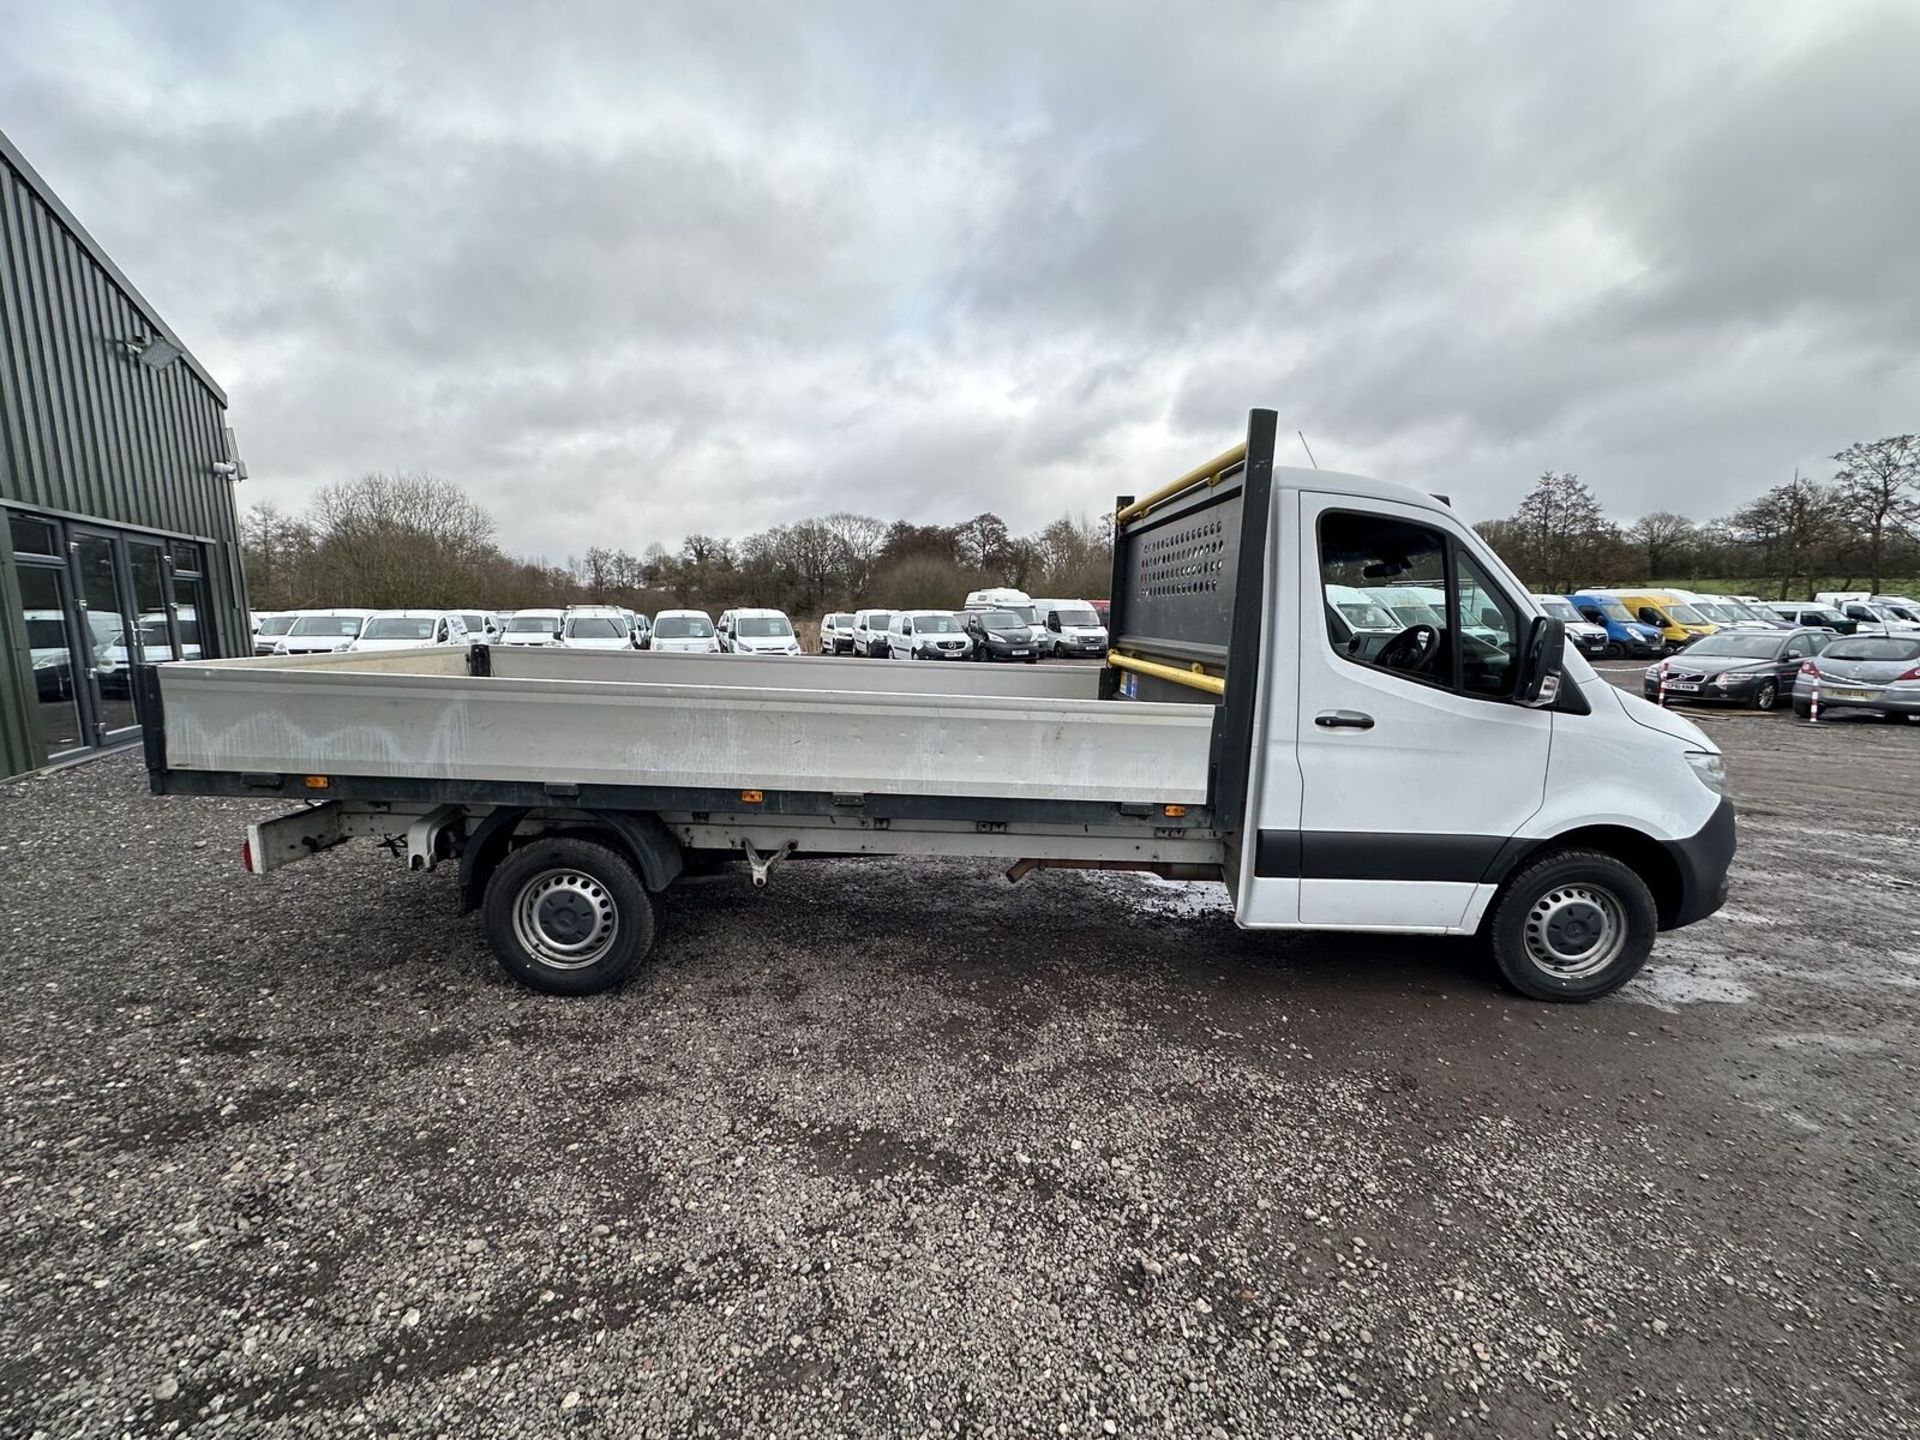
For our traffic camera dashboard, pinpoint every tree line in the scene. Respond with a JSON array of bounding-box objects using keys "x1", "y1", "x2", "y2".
[
  {"x1": 242, "y1": 431, "x2": 1917, "y2": 618},
  {"x1": 1474, "y1": 435, "x2": 1919, "y2": 597},
  {"x1": 240, "y1": 474, "x2": 1113, "y2": 616}
]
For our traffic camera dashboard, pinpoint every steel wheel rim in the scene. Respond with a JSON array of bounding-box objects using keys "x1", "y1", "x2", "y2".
[
  {"x1": 1523, "y1": 884, "x2": 1626, "y2": 979},
  {"x1": 513, "y1": 868, "x2": 620, "y2": 970}
]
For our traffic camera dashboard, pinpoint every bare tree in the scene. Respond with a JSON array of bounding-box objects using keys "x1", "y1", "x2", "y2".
[
  {"x1": 1625, "y1": 511, "x2": 1698, "y2": 579},
  {"x1": 1831, "y1": 435, "x2": 1920, "y2": 592},
  {"x1": 1508, "y1": 472, "x2": 1622, "y2": 592},
  {"x1": 820, "y1": 512, "x2": 889, "y2": 601},
  {"x1": 956, "y1": 513, "x2": 1012, "y2": 572},
  {"x1": 1728, "y1": 473, "x2": 1838, "y2": 599}
]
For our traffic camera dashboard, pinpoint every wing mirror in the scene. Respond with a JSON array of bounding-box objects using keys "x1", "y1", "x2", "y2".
[{"x1": 1516, "y1": 616, "x2": 1567, "y2": 708}]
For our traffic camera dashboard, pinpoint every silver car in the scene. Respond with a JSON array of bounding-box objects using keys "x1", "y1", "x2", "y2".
[{"x1": 1791, "y1": 634, "x2": 1920, "y2": 720}]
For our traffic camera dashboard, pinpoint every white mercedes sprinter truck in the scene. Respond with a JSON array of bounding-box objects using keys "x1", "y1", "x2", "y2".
[{"x1": 139, "y1": 410, "x2": 1732, "y2": 1002}]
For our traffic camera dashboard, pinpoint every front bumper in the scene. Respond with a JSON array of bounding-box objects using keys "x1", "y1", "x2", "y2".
[
  {"x1": 917, "y1": 645, "x2": 970, "y2": 660},
  {"x1": 1643, "y1": 672, "x2": 1771, "y2": 704},
  {"x1": 1658, "y1": 796, "x2": 1735, "y2": 929}
]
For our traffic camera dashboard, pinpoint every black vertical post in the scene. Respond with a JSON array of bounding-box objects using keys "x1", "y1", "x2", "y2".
[
  {"x1": 1100, "y1": 495, "x2": 1135, "y2": 701},
  {"x1": 1210, "y1": 408, "x2": 1278, "y2": 834}
]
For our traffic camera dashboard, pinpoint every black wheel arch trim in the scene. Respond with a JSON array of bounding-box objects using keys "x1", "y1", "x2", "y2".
[{"x1": 1253, "y1": 798, "x2": 1735, "y2": 932}]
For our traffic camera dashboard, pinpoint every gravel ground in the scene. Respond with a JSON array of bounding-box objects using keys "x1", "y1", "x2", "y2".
[{"x1": 2, "y1": 698, "x2": 1917, "y2": 1438}]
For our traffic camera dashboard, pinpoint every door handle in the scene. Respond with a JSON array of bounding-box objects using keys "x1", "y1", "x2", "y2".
[{"x1": 1314, "y1": 709, "x2": 1375, "y2": 730}]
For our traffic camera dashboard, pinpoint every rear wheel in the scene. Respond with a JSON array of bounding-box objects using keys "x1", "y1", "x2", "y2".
[
  {"x1": 483, "y1": 837, "x2": 655, "y2": 996},
  {"x1": 1486, "y1": 849, "x2": 1657, "y2": 1002}
]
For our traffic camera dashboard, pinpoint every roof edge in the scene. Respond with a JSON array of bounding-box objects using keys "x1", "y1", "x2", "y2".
[{"x1": 0, "y1": 125, "x2": 229, "y2": 408}]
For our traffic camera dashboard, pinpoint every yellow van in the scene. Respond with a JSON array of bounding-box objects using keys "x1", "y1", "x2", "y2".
[{"x1": 1615, "y1": 591, "x2": 1718, "y2": 650}]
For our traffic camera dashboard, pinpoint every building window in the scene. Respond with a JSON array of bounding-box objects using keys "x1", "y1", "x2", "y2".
[{"x1": 8, "y1": 512, "x2": 57, "y2": 557}]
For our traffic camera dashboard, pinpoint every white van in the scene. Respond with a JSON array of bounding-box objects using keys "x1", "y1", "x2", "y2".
[
  {"x1": 1030, "y1": 599, "x2": 1109, "y2": 659},
  {"x1": 852, "y1": 609, "x2": 895, "y2": 658},
  {"x1": 452, "y1": 610, "x2": 502, "y2": 642},
  {"x1": 561, "y1": 606, "x2": 639, "y2": 651},
  {"x1": 648, "y1": 609, "x2": 721, "y2": 653},
  {"x1": 963, "y1": 588, "x2": 1037, "y2": 625},
  {"x1": 723, "y1": 607, "x2": 802, "y2": 656},
  {"x1": 348, "y1": 611, "x2": 470, "y2": 652},
  {"x1": 1815, "y1": 593, "x2": 1920, "y2": 634},
  {"x1": 885, "y1": 609, "x2": 971, "y2": 659},
  {"x1": 253, "y1": 612, "x2": 300, "y2": 656},
  {"x1": 497, "y1": 609, "x2": 565, "y2": 646},
  {"x1": 273, "y1": 609, "x2": 374, "y2": 656}
]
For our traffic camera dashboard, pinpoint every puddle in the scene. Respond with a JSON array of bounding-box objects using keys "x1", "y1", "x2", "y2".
[
  {"x1": 1612, "y1": 941, "x2": 1756, "y2": 1011},
  {"x1": 1083, "y1": 871, "x2": 1234, "y2": 919}
]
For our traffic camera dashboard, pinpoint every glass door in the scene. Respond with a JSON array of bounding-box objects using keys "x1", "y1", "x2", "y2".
[
  {"x1": 14, "y1": 563, "x2": 88, "y2": 757},
  {"x1": 69, "y1": 530, "x2": 140, "y2": 741}
]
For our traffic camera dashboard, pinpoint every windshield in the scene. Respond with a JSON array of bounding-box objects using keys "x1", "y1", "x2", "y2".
[
  {"x1": 1382, "y1": 599, "x2": 1445, "y2": 627},
  {"x1": 259, "y1": 614, "x2": 296, "y2": 636},
  {"x1": 860, "y1": 613, "x2": 893, "y2": 630},
  {"x1": 1593, "y1": 601, "x2": 1633, "y2": 623},
  {"x1": 566, "y1": 617, "x2": 625, "y2": 639},
  {"x1": 736, "y1": 616, "x2": 794, "y2": 638},
  {"x1": 362, "y1": 617, "x2": 438, "y2": 639},
  {"x1": 825, "y1": 613, "x2": 853, "y2": 627},
  {"x1": 1664, "y1": 603, "x2": 1708, "y2": 624},
  {"x1": 1880, "y1": 603, "x2": 1920, "y2": 621},
  {"x1": 505, "y1": 615, "x2": 559, "y2": 634},
  {"x1": 1686, "y1": 633, "x2": 1783, "y2": 659},
  {"x1": 980, "y1": 610, "x2": 1026, "y2": 631},
  {"x1": 1537, "y1": 599, "x2": 1581, "y2": 622},
  {"x1": 1688, "y1": 602, "x2": 1734, "y2": 622},
  {"x1": 910, "y1": 613, "x2": 962, "y2": 634},
  {"x1": 1825, "y1": 637, "x2": 1920, "y2": 662},
  {"x1": 456, "y1": 613, "x2": 487, "y2": 630},
  {"x1": 655, "y1": 615, "x2": 714, "y2": 638},
  {"x1": 1051, "y1": 606, "x2": 1100, "y2": 628},
  {"x1": 289, "y1": 615, "x2": 364, "y2": 637},
  {"x1": 1337, "y1": 600, "x2": 1398, "y2": 631}
]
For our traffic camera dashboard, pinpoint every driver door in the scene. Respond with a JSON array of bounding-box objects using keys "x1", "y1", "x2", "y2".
[{"x1": 1293, "y1": 494, "x2": 1551, "y2": 929}]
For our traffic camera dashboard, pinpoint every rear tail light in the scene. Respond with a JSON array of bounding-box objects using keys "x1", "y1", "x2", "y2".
[
  {"x1": 1798, "y1": 661, "x2": 1819, "y2": 676},
  {"x1": 1897, "y1": 667, "x2": 1920, "y2": 682}
]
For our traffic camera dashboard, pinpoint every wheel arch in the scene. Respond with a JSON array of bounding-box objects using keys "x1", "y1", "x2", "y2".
[
  {"x1": 1484, "y1": 824, "x2": 1685, "y2": 930},
  {"x1": 458, "y1": 808, "x2": 684, "y2": 913}
]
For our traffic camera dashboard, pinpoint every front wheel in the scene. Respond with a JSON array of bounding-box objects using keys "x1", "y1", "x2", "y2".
[
  {"x1": 1485, "y1": 849, "x2": 1657, "y2": 1002},
  {"x1": 1752, "y1": 679, "x2": 1779, "y2": 711},
  {"x1": 1604, "y1": 641, "x2": 1623, "y2": 659},
  {"x1": 483, "y1": 837, "x2": 655, "y2": 996}
]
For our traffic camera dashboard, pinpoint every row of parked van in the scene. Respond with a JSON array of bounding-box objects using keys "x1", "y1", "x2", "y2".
[
  {"x1": 816, "y1": 590, "x2": 1110, "y2": 662},
  {"x1": 248, "y1": 605, "x2": 802, "y2": 658}
]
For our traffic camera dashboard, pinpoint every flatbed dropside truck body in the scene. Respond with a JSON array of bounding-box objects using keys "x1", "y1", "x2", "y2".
[{"x1": 140, "y1": 409, "x2": 1735, "y2": 1000}]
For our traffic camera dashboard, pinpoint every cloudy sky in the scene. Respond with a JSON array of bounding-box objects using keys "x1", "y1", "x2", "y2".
[{"x1": 4, "y1": 0, "x2": 1916, "y2": 562}]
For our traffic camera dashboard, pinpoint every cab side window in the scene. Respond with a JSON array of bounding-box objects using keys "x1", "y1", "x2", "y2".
[
  {"x1": 1317, "y1": 510, "x2": 1523, "y2": 701},
  {"x1": 1317, "y1": 511, "x2": 1449, "y2": 684},
  {"x1": 1456, "y1": 554, "x2": 1520, "y2": 699}
]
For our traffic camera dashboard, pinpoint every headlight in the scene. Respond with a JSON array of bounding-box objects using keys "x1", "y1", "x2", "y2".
[{"x1": 1685, "y1": 751, "x2": 1728, "y2": 796}]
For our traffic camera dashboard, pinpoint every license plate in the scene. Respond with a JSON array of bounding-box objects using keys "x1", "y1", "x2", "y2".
[
  {"x1": 1666, "y1": 681, "x2": 1700, "y2": 692},
  {"x1": 1011, "y1": 650, "x2": 1029, "y2": 657},
  {"x1": 1826, "y1": 687, "x2": 1873, "y2": 700}
]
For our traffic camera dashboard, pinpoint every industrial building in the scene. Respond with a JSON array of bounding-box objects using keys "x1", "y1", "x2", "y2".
[{"x1": 0, "y1": 127, "x2": 249, "y2": 779}]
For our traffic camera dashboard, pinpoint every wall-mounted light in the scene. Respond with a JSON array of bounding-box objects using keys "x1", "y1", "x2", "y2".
[{"x1": 117, "y1": 332, "x2": 183, "y2": 370}]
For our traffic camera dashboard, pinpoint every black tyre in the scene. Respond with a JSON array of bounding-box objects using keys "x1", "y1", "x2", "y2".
[
  {"x1": 1604, "y1": 641, "x2": 1623, "y2": 659},
  {"x1": 1485, "y1": 849, "x2": 1657, "y2": 1002},
  {"x1": 1752, "y1": 678, "x2": 1779, "y2": 711},
  {"x1": 482, "y1": 837, "x2": 655, "y2": 996},
  {"x1": 1792, "y1": 699, "x2": 1811, "y2": 719}
]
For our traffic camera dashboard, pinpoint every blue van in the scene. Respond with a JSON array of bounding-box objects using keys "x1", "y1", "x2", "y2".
[{"x1": 1568, "y1": 592, "x2": 1665, "y2": 658}]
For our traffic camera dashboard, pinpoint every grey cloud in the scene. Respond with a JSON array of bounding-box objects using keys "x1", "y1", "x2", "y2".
[{"x1": 2, "y1": 0, "x2": 1915, "y2": 563}]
